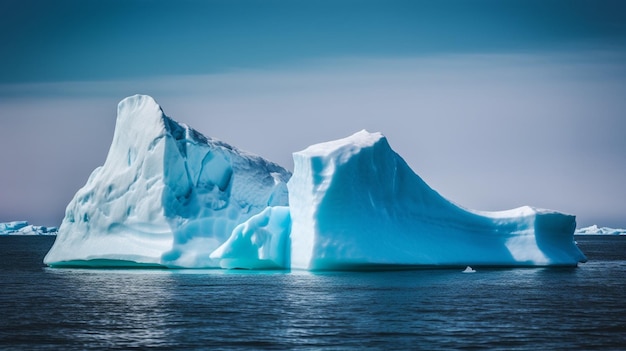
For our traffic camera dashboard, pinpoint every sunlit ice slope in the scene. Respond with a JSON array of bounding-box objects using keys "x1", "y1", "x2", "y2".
[{"x1": 44, "y1": 95, "x2": 290, "y2": 268}]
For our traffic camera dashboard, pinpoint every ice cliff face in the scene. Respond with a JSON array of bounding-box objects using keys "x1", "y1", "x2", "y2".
[
  {"x1": 44, "y1": 95, "x2": 290, "y2": 267},
  {"x1": 44, "y1": 95, "x2": 586, "y2": 269}
]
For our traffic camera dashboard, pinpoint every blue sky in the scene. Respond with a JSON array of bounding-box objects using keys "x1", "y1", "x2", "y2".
[{"x1": 1, "y1": 0, "x2": 625, "y2": 227}]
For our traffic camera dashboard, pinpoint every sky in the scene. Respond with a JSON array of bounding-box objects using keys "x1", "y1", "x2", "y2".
[{"x1": 1, "y1": 0, "x2": 625, "y2": 228}]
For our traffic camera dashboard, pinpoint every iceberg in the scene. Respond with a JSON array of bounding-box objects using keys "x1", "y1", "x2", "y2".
[
  {"x1": 462, "y1": 266, "x2": 476, "y2": 273},
  {"x1": 44, "y1": 95, "x2": 290, "y2": 267},
  {"x1": 44, "y1": 94, "x2": 586, "y2": 269},
  {"x1": 575, "y1": 225, "x2": 626, "y2": 235},
  {"x1": 285, "y1": 130, "x2": 585, "y2": 270},
  {"x1": 0, "y1": 221, "x2": 58, "y2": 235}
]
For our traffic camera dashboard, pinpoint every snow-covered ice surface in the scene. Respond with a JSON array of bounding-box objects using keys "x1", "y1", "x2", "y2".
[
  {"x1": 575, "y1": 225, "x2": 626, "y2": 235},
  {"x1": 44, "y1": 95, "x2": 290, "y2": 267},
  {"x1": 44, "y1": 95, "x2": 586, "y2": 269},
  {"x1": 0, "y1": 221, "x2": 58, "y2": 235}
]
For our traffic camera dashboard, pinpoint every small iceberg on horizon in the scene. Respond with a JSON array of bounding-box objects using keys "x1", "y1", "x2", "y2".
[
  {"x1": 0, "y1": 221, "x2": 58, "y2": 235},
  {"x1": 462, "y1": 266, "x2": 476, "y2": 273},
  {"x1": 575, "y1": 225, "x2": 626, "y2": 235}
]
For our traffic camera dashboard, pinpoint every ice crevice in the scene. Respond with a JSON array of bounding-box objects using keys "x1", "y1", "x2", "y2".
[{"x1": 44, "y1": 95, "x2": 586, "y2": 270}]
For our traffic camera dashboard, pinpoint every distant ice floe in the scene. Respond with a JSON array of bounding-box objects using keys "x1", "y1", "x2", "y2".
[
  {"x1": 0, "y1": 221, "x2": 58, "y2": 235},
  {"x1": 575, "y1": 225, "x2": 626, "y2": 235},
  {"x1": 43, "y1": 94, "x2": 587, "y2": 270}
]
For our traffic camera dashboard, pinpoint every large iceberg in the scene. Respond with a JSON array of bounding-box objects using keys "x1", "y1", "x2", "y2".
[
  {"x1": 44, "y1": 95, "x2": 290, "y2": 267},
  {"x1": 285, "y1": 131, "x2": 585, "y2": 269},
  {"x1": 44, "y1": 95, "x2": 586, "y2": 269}
]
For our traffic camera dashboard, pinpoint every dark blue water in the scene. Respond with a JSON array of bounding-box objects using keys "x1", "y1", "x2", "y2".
[{"x1": 1, "y1": 236, "x2": 625, "y2": 350}]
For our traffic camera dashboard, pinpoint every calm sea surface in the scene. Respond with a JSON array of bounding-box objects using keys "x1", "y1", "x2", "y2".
[{"x1": 0, "y1": 235, "x2": 624, "y2": 350}]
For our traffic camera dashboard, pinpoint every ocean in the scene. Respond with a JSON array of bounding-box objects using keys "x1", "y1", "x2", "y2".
[{"x1": 0, "y1": 235, "x2": 624, "y2": 350}]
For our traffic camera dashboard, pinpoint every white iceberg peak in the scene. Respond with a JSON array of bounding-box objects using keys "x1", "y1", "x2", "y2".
[
  {"x1": 44, "y1": 94, "x2": 290, "y2": 267},
  {"x1": 297, "y1": 130, "x2": 383, "y2": 156}
]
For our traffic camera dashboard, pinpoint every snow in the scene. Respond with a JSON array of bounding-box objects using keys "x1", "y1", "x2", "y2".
[
  {"x1": 0, "y1": 221, "x2": 58, "y2": 235},
  {"x1": 44, "y1": 94, "x2": 587, "y2": 270},
  {"x1": 44, "y1": 95, "x2": 290, "y2": 267},
  {"x1": 575, "y1": 225, "x2": 626, "y2": 235}
]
